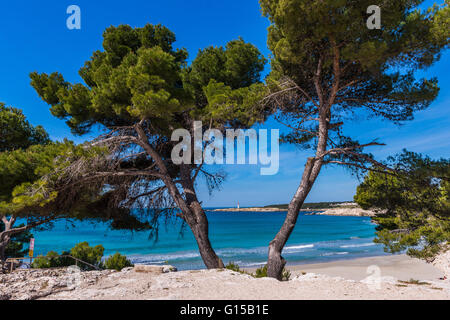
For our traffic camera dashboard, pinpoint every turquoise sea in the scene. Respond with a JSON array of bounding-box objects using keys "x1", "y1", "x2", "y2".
[{"x1": 32, "y1": 209, "x2": 388, "y2": 270}]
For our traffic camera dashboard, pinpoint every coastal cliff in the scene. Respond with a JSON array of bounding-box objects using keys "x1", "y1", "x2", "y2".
[
  {"x1": 308, "y1": 207, "x2": 377, "y2": 217},
  {"x1": 211, "y1": 202, "x2": 378, "y2": 217}
]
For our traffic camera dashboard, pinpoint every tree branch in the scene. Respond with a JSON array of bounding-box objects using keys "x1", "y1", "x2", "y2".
[
  {"x1": 0, "y1": 215, "x2": 56, "y2": 240},
  {"x1": 320, "y1": 142, "x2": 386, "y2": 158}
]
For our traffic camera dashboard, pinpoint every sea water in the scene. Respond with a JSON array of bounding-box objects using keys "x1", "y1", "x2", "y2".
[{"x1": 31, "y1": 210, "x2": 387, "y2": 270}]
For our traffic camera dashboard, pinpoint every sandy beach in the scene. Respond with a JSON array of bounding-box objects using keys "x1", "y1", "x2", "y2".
[
  {"x1": 267, "y1": 254, "x2": 445, "y2": 282},
  {"x1": 2, "y1": 253, "x2": 449, "y2": 300}
]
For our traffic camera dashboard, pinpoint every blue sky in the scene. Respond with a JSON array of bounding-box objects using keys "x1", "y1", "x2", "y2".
[{"x1": 1, "y1": 0, "x2": 449, "y2": 207}]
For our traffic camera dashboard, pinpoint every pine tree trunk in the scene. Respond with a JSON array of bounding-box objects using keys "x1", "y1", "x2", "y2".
[
  {"x1": 266, "y1": 106, "x2": 330, "y2": 280},
  {"x1": 0, "y1": 216, "x2": 15, "y2": 262},
  {"x1": 190, "y1": 205, "x2": 224, "y2": 269},
  {"x1": 0, "y1": 237, "x2": 9, "y2": 262},
  {"x1": 136, "y1": 124, "x2": 223, "y2": 269},
  {"x1": 266, "y1": 157, "x2": 323, "y2": 279},
  {"x1": 178, "y1": 165, "x2": 224, "y2": 269}
]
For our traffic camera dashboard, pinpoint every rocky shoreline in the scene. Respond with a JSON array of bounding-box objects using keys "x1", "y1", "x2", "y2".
[
  {"x1": 0, "y1": 268, "x2": 115, "y2": 300},
  {"x1": 307, "y1": 207, "x2": 377, "y2": 217},
  {"x1": 0, "y1": 264, "x2": 178, "y2": 300},
  {"x1": 211, "y1": 207, "x2": 377, "y2": 217},
  {"x1": 211, "y1": 207, "x2": 285, "y2": 212}
]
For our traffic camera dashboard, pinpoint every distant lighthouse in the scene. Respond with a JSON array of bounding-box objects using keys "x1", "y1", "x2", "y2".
[{"x1": 237, "y1": 201, "x2": 240, "y2": 209}]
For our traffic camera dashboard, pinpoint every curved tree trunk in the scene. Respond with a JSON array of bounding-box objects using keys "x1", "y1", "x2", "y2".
[
  {"x1": 136, "y1": 123, "x2": 224, "y2": 269},
  {"x1": 0, "y1": 216, "x2": 16, "y2": 262},
  {"x1": 177, "y1": 164, "x2": 224, "y2": 269},
  {"x1": 267, "y1": 47, "x2": 341, "y2": 280},
  {"x1": 267, "y1": 112, "x2": 329, "y2": 279},
  {"x1": 266, "y1": 157, "x2": 322, "y2": 279},
  {"x1": 189, "y1": 204, "x2": 224, "y2": 269},
  {"x1": 0, "y1": 237, "x2": 10, "y2": 262}
]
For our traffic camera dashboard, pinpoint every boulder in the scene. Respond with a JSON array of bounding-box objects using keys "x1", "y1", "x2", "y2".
[
  {"x1": 133, "y1": 264, "x2": 177, "y2": 274},
  {"x1": 163, "y1": 265, "x2": 177, "y2": 273}
]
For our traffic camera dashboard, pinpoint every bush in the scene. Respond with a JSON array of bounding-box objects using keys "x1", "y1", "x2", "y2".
[
  {"x1": 104, "y1": 252, "x2": 133, "y2": 271},
  {"x1": 254, "y1": 265, "x2": 291, "y2": 281},
  {"x1": 31, "y1": 242, "x2": 105, "y2": 270},
  {"x1": 58, "y1": 251, "x2": 74, "y2": 267},
  {"x1": 225, "y1": 261, "x2": 241, "y2": 272},
  {"x1": 70, "y1": 242, "x2": 104, "y2": 270},
  {"x1": 31, "y1": 250, "x2": 73, "y2": 269},
  {"x1": 32, "y1": 254, "x2": 53, "y2": 269},
  {"x1": 254, "y1": 265, "x2": 267, "y2": 278}
]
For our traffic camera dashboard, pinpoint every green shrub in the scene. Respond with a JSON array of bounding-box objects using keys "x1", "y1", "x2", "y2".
[
  {"x1": 31, "y1": 250, "x2": 73, "y2": 269},
  {"x1": 254, "y1": 265, "x2": 267, "y2": 278},
  {"x1": 254, "y1": 265, "x2": 291, "y2": 281},
  {"x1": 104, "y1": 252, "x2": 133, "y2": 271},
  {"x1": 31, "y1": 254, "x2": 52, "y2": 269},
  {"x1": 31, "y1": 243, "x2": 105, "y2": 270},
  {"x1": 58, "y1": 251, "x2": 73, "y2": 267},
  {"x1": 32, "y1": 251, "x2": 59, "y2": 269},
  {"x1": 70, "y1": 242, "x2": 104, "y2": 270},
  {"x1": 225, "y1": 261, "x2": 241, "y2": 272}
]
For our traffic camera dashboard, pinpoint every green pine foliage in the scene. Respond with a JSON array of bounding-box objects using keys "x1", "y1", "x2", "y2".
[
  {"x1": 30, "y1": 24, "x2": 267, "y2": 136},
  {"x1": 0, "y1": 103, "x2": 49, "y2": 152},
  {"x1": 28, "y1": 23, "x2": 268, "y2": 269},
  {"x1": 259, "y1": 0, "x2": 450, "y2": 155},
  {"x1": 355, "y1": 151, "x2": 450, "y2": 260},
  {"x1": 0, "y1": 140, "x2": 106, "y2": 216}
]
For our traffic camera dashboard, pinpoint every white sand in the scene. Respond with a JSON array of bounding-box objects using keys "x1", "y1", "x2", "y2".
[
  {"x1": 286, "y1": 254, "x2": 444, "y2": 281},
  {"x1": 2, "y1": 254, "x2": 448, "y2": 300},
  {"x1": 40, "y1": 254, "x2": 449, "y2": 300}
]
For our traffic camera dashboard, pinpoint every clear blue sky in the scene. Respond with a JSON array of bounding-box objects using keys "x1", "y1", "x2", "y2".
[{"x1": 1, "y1": 0, "x2": 449, "y2": 207}]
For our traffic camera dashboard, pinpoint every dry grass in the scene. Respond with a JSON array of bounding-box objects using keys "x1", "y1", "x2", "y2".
[{"x1": 398, "y1": 279, "x2": 430, "y2": 286}]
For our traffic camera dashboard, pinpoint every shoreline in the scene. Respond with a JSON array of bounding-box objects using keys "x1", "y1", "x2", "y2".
[
  {"x1": 210, "y1": 207, "x2": 377, "y2": 217},
  {"x1": 244, "y1": 254, "x2": 445, "y2": 282}
]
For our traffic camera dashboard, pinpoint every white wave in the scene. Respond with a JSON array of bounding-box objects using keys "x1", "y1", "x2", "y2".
[
  {"x1": 284, "y1": 244, "x2": 314, "y2": 251},
  {"x1": 241, "y1": 261, "x2": 267, "y2": 267},
  {"x1": 340, "y1": 243, "x2": 375, "y2": 248},
  {"x1": 321, "y1": 251, "x2": 349, "y2": 256},
  {"x1": 218, "y1": 247, "x2": 266, "y2": 256},
  {"x1": 129, "y1": 251, "x2": 200, "y2": 263}
]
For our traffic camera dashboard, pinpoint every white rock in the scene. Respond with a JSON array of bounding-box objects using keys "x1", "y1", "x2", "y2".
[
  {"x1": 162, "y1": 265, "x2": 177, "y2": 273},
  {"x1": 432, "y1": 249, "x2": 450, "y2": 278},
  {"x1": 133, "y1": 265, "x2": 164, "y2": 273}
]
